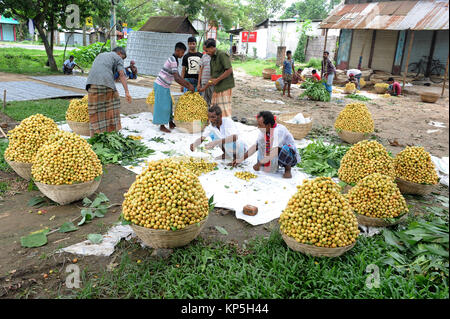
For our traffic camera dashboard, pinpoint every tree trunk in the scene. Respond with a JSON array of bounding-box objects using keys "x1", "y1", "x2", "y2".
[
  {"x1": 35, "y1": 22, "x2": 58, "y2": 71},
  {"x1": 276, "y1": 46, "x2": 286, "y2": 67}
]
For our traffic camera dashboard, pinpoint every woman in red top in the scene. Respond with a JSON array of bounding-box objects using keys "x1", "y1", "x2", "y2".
[
  {"x1": 387, "y1": 77, "x2": 401, "y2": 96},
  {"x1": 312, "y1": 69, "x2": 321, "y2": 82}
]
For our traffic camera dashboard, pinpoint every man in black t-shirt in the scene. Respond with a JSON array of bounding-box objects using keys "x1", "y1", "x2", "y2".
[{"x1": 181, "y1": 36, "x2": 203, "y2": 93}]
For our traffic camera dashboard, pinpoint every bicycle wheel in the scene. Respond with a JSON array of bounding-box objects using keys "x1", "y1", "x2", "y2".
[
  {"x1": 430, "y1": 66, "x2": 445, "y2": 83},
  {"x1": 408, "y1": 62, "x2": 421, "y2": 78}
]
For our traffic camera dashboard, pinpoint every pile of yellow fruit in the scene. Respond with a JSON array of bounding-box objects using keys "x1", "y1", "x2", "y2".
[
  {"x1": 394, "y1": 146, "x2": 439, "y2": 185},
  {"x1": 360, "y1": 78, "x2": 366, "y2": 88},
  {"x1": 4, "y1": 114, "x2": 59, "y2": 163},
  {"x1": 375, "y1": 83, "x2": 389, "y2": 89},
  {"x1": 174, "y1": 92, "x2": 208, "y2": 122},
  {"x1": 347, "y1": 173, "x2": 408, "y2": 219},
  {"x1": 335, "y1": 103, "x2": 374, "y2": 133},
  {"x1": 146, "y1": 91, "x2": 175, "y2": 106},
  {"x1": 66, "y1": 95, "x2": 89, "y2": 123},
  {"x1": 383, "y1": 93, "x2": 391, "y2": 98},
  {"x1": 122, "y1": 159, "x2": 210, "y2": 230},
  {"x1": 280, "y1": 177, "x2": 359, "y2": 248},
  {"x1": 177, "y1": 157, "x2": 217, "y2": 176},
  {"x1": 345, "y1": 83, "x2": 356, "y2": 92},
  {"x1": 235, "y1": 171, "x2": 257, "y2": 181},
  {"x1": 128, "y1": 135, "x2": 143, "y2": 140},
  {"x1": 31, "y1": 131, "x2": 103, "y2": 185},
  {"x1": 338, "y1": 140, "x2": 395, "y2": 184}
]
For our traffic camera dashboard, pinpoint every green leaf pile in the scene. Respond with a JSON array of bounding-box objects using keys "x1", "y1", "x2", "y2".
[
  {"x1": 297, "y1": 140, "x2": 349, "y2": 177},
  {"x1": 88, "y1": 132, "x2": 155, "y2": 166},
  {"x1": 300, "y1": 79, "x2": 330, "y2": 102}
]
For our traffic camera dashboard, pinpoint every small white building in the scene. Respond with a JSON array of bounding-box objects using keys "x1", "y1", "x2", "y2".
[{"x1": 227, "y1": 19, "x2": 340, "y2": 60}]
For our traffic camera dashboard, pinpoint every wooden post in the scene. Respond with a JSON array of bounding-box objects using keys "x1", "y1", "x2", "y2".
[
  {"x1": 323, "y1": 28, "x2": 328, "y2": 52},
  {"x1": 442, "y1": 54, "x2": 449, "y2": 97},
  {"x1": 402, "y1": 30, "x2": 415, "y2": 90},
  {"x1": 3, "y1": 90, "x2": 6, "y2": 112}
]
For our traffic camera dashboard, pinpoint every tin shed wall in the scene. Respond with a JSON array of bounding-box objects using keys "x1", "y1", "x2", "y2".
[
  {"x1": 348, "y1": 29, "x2": 373, "y2": 69},
  {"x1": 401, "y1": 30, "x2": 434, "y2": 71},
  {"x1": 371, "y1": 30, "x2": 398, "y2": 72}
]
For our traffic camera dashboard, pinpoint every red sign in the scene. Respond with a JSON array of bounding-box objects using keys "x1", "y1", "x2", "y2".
[{"x1": 241, "y1": 31, "x2": 257, "y2": 43}]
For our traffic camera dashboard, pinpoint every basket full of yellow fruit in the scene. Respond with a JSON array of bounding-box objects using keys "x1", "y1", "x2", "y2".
[
  {"x1": 374, "y1": 83, "x2": 389, "y2": 94},
  {"x1": 334, "y1": 103, "x2": 374, "y2": 144},
  {"x1": 122, "y1": 159, "x2": 210, "y2": 248},
  {"x1": 173, "y1": 92, "x2": 208, "y2": 134},
  {"x1": 343, "y1": 82, "x2": 356, "y2": 94},
  {"x1": 279, "y1": 177, "x2": 359, "y2": 257},
  {"x1": 347, "y1": 173, "x2": 409, "y2": 227},
  {"x1": 394, "y1": 146, "x2": 439, "y2": 196},
  {"x1": 66, "y1": 95, "x2": 90, "y2": 136},
  {"x1": 31, "y1": 131, "x2": 103, "y2": 205},
  {"x1": 4, "y1": 114, "x2": 59, "y2": 180},
  {"x1": 146, "y1": 91, "x2": 175, "y2": 114}
]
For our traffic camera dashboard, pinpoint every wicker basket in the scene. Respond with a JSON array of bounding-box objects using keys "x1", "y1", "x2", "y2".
[
  {"x1": 147, "y1": 103, "x2": 154, "y2": 114},
  {"x1": 173, "y1": 120, "x2": 207, "y2": 134},
  {"x1": 35, "y1": 177, "x2": 102, "y2": 205},
  {"x1": 132, "y1": 216, "x2": 209, "y2": 248},
  {"x1": 337, "y1": 130, "x2": 371, "y2": 144},
  {"x1": 67, "y1": 120, "x2": 90, "y2": 137},
  {"x1": 343, "y1": 88, "x2": 356, "y2": 94},
  {"x1": 262, "y1": 68, "x2": 276, "y2": 79},
  {"x1": 395, "y1": 177, "x2": 436, "y2": 196},
  {"x1": 356, "y1": 212, "x2": 408, "y2": 227},
  {"x1": 375, "y1": 86, "x2": 388, "y2": 94},
  {"x1": 420, "y1": 92, "x2": 440, "y2": 103},
  {"x1": 277, "y1": 113, "x2": 313, "y2": 140},
  {"x1": 5, "y1": 158, "x2": 32, "y2": 180},
  {"x1": 281, "y1": 231, "x2": 356, "y2": 257}
]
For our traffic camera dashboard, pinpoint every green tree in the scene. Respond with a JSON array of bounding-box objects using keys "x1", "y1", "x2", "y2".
[
  {"x1": 0, "y1": 0, "x2": 110, "y2": 71},
  {"x1": 281, "y1": 0, "x2": 337, "y2": 20},
  {"x1": 293, "y1": 19, "x2": 312, "y2": 62}
]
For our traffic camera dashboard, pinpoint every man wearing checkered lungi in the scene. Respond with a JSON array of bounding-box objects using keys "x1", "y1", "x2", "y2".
[
  {"x1": 199, "y1": 38, "x2": 235, "y2": 118},
  {"x1": 85, "y1": 47, "x2": 132, "y2": 137}
]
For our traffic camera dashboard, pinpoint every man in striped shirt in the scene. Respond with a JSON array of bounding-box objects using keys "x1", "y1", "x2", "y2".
[{"x1": 153, "y1": 42, "x2": 195, "y2": 133}]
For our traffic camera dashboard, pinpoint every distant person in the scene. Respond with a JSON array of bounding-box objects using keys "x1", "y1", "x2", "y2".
[
  {"x1": 312, "y1": 69, "x2": 321, "y2": 82},
  {"x1": 115, "y1": 60, "x2": 138, "y2": 81},
  {"x1": 85, "y1": 47, "x2": 132, "y2": 137},
  {"x1": 153, "y1": 42, "x2": 195, "y2": 133},
  {"x1": 292, "y1": 68, "x2": 304, "y2": 84},
  {"x1": 199, "y1": 38, "x2": 235, "y2": 118},
  {"x1": 387, "y1": 77, "x2": 401, "y2": 96},
  {"x1": 198, "y1": 44, "x2": 214, "y2": 106},
  {"x1": 282, "y1": 50, "x2": 295, "y2": 98},
  {"x1": 181, "y1": 36, "x2": 202, "y2": 93},
  {"x1": 63, "y1": 55, "x2": 83, "y2": 74},
  {"x1": 322, "y1": 51, "x2": 336, "y2": 96},
  {"x1": 346, "y1": 68, "x2": 362, "y2": 89}
]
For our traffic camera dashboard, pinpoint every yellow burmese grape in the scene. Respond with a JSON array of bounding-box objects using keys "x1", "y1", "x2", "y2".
[
  {"x1": 66, "y1": 96, "x2": 89, "y2": 123},
  {"x1": 375, "y1": 83, "x2": 389, "y2": 89},
  {"x1": 31, "y1": 131, "x2": 102, "y2": 185},
  {"x1": 122, "y1": 158, "x2": 209, "y2": 230},
  {"x1": 394, "y1": 146, "x2": 439, "y2": 185},
  {"x1": 178, "y1": 157, "x2": 217, "y2": 176},
  {"x1": 174, "y1": 92, "x2": 208, "y2": 122},
  {"x1": 146, "y1": 91, "x2": 175, "y2": 106},
  {"x1": 347, "y1": 173, "x2": 408, "y2": 219},
  {"x1": 345, "y1": 83, "x2": 356, "y2": 91},
  {"x1": 334, "y1": 103, "x2": 374, "y2": 133},
  {"x1": 4, "y1": 114, "x2": 59, "y2": 163},
  {"x1": 338, "y1": 140, "x2": 395, "y2": 184},
  {"x1": 235, "y1": 171, "x2": 257, "y2": 181},
  {"x1": 280, "y1": 177, "x2": 359, "y2": 248}
]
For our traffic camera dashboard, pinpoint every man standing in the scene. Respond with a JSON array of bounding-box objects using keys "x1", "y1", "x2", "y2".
[
  {"x1": 282, "y1": 50, "x2": 295, "y2": 98},
  {"x1": 321, "y1": 51, "x2": 336, "y2": 96},
  {"x1": 190, "y1": 105, "x2": 247, "y2": 163},
  {"x1": 85, "y1": 47, "x2": 132, "y2": 137},
  {"x1": 198, "y1": 44, "x2": 214, "y2": 106},
  {"x1": 153, "y1": 42, "x2": 195, "y2": 133},
  {"x1": 232, "y1": 111, "x2": 300, "y2": 179},
  {"x1": 181, "y1": 37, "x2": 202, "y2": 93},
  {"x1": 63, "y1": 55, "x2": 83, "y2": 74},
  {"x1": 199, "y1": 38, "x2": 235, "y2": 118}
]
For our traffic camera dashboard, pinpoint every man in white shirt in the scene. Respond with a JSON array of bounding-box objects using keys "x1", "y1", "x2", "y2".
[
  {"x1": 63, "y1": 55, "x2": 83, "y2": 74},
  {"x1": 190, "y1": 105, "x2": 247, "y2": 162},
  {"x1": 232, "y1": 111, "x2": 300, "y2": 179},
  {"x1": 346, "y1": 69, "x2": 362, "y2": 89}
]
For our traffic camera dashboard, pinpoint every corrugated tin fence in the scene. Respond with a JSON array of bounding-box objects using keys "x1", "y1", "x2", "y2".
[
  {"x1": 124, "y1": 31, "x2": 192, "y2": 76},
  {"x1": 305, "y1": 35, "x2": 338, "y2": 63}
]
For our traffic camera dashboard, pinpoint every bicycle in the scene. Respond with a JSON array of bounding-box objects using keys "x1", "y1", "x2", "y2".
[{"x1": 408, "y1": 55, "x2": 446, "y2": 83}]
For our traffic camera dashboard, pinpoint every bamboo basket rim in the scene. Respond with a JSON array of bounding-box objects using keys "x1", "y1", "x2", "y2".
[
  {"x1": 5, "y1": 158, "x2": 33, "y2": 180},
  {"x1": 34, "y1": 176, "x2": 102, "y2": 188},
  {"x1": 281, "y1": 230, "x2": 356, "y2": 257},
  {"x1": 5, "y1": 158, "x2": 33, "y2": 166},
  {"x1": 355, "y1": 211, "x2": 408, "y2": 227},
  {"x1": 395, "y1": 177, "x2": 437, "y2": 195},
  {"x1": 337, "y1": 129, "x2": 371, "y2": 144},
  {"x1": 67, "y1": 120, "x2": 91, "y2": 136}
]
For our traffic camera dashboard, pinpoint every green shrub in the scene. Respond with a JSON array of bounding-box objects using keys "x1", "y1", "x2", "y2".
[
  {"x1": 69, "y1": 39, "x2": 128, "y2": 68},
  {"x1": 306, "y1": 57, "x2": 322, "y2": 70}
]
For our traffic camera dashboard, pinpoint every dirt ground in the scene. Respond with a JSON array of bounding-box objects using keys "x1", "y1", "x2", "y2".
[{"x1": 0, "y1": 69, "x2": 448, "y2": 298}]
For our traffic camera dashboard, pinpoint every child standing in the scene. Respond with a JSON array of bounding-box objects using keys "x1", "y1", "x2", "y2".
[{"x1": 282, "y1": 50, "x2": 295, "y2": 98}]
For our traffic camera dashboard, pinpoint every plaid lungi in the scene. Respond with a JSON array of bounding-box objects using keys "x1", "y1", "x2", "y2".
[
  {"x1": 87, "y1": 85, "x2": 121, "y2": 137},
  {"x1": 211, "y1": 88, "x2": 232, "y2": 117},
  {"x1": 278, "y1": 145, "x2": 299, "y2": 167}
]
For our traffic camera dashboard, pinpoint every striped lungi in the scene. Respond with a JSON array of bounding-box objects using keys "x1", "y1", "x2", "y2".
[
  {"x1": 211, "y1": 88, "x2": 232, "y2": 117},
  {"x1": 87, "y1": 85, "x2": 121, "y2": 137}
]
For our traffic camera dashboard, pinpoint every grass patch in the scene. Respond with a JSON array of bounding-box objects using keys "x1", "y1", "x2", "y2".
[
  {"x1": 0, "y1": 139, "x2": 11, "y2": 172},
  {"x1": 70, "y1": 228, "x2": 448, "y2": 299},
  {"x1": 0, "y1": 48, "x2": 65, "y2": 75},
  {"x1": 3, "y1": 99, "x2": 70, "y2": 122},
  {"x1": 232, "y1": 58, "x2": 282, "y2": 77},
  {"x1": 0, "y1": 181, "x2": 8, "y2": 195}
]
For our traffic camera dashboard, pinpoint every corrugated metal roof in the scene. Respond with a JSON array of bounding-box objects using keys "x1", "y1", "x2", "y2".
[
  {"x1": 0, "y1": 16, "x2": 20, "y2": 25},
  {"x1": 320, "y1": 1, "x2": 449, "y2": 30},
  {"x1": 139, "y1": 16, "x2": 198, "y2": 35}
]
